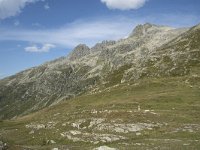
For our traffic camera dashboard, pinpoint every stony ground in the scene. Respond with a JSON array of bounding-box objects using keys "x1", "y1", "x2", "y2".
[{"x1": 0, "y1": 77, "x2": 200, "y2": 150}]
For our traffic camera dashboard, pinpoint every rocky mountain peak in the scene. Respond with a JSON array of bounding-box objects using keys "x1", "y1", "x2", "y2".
[
  {"x1": 129, "y1": 23, "x2": 172, "y2": 37},
  {"x1": 129, "y1": 23, "x2": 155, "y2": 37},
  {"x1": 190, "y1": 23, "x2": 200, "y2": 31},
  {"x1": 68, "y1": 44, "x2": 91, "y2": 61},
  {"x1": 91, "y1": 40, "x2": 116, "y2": 52}
]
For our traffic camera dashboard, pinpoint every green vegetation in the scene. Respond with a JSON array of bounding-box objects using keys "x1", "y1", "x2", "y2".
[
  {"x1": 104, "y1": 64, "x2": 132, "y2": 87},
  {"x1": 0, "y1": 75, "x2": 200, "y2": 149}
]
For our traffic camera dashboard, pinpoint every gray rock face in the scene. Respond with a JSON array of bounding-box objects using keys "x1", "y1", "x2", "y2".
[
  {"x1": 0, "y1": 23, "x2": 199, "y2": 119},
  {"x1": 129, "y1": 23, "x2": 168, "y2": 37},
  {"x1": 91, "y1": 40, "x2": 116, "y2": 53},
  {"x1": 130, "y1": 23, "x2": 154, "y2": 37},
  {"x1": 69, "y1": 44, "x2": 90, "y2": 61}
]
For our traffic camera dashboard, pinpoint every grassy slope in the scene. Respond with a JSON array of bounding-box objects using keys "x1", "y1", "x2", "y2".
[{"x1": 0, "y1": 75, "x2": 200, "y2": 150}]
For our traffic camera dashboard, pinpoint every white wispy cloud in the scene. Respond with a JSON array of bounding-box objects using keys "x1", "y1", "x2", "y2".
[
  {"x1": 32, "y1": 22, "x2": 43, "y2": 28},
  {"x1": 25, "y1": 43, "x2": 55, "y2": 53},
  {"x1": 101, "y1": 0, "x2": 147, "y2": 10},
  {"x1": 0, "y1": 14, "x2": 199, "y2": 52},
  {"x1": 44, "y1": 3, "x2": 50, "y2": 10},
  {"x1": 0, "y1": 0, "x2": 43, "y2": 19},
  {"x1": 0, "y1": 17, "x2": 139, "y2": 48},
  {"x1": 14, "y1": 20, "x2": 20, "y2": 26}
]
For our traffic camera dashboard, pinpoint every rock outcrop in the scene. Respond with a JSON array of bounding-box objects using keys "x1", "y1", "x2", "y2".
[{"x1": 68, "y1": 44, "x2": 91, "y2": 61}]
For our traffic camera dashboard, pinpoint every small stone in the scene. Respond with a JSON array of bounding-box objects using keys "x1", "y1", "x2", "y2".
[
  {"x1": 144, "y1": 110, "x2": 150, "y2": 113},
  {"x1": 50, "y1": 140, "x2": 56, "y2": 144},
  {"x1": 70, "y1": 130, "x2": 81, "y2": 135},
  {"x1": 53, "y1": 113, "x2": 60, "y2": 116},
  {"x1": 93, "y1": 141, "x2": 99, "y2": 145},
  {"x1": 138, "y1": 105, "x2": 141, "y2": 111},
  {"x1": 136, "y1": 132, "x2": 142, "y2": 136},
  {"x1": 29, "y1": 130, "x2": 35, "y2": 134},
  {"x1": 62, "y1": 123, "x2": 66, "y2": 126},
  {"x1": 115, "y1": 127, "x2": 125, "y2": 133},
  {"x1": 93, "y1": 146, "x2": 117, "y2": 150},
  {"x1": 188, "y1": 129, "x2": 194, "y2": 133},
  {"x1": 91, "y1": 109, "x2": 98, "y2": 114}
]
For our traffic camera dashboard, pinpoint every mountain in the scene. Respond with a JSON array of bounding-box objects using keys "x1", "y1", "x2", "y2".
[
  {"x1": 0, "y1": 23, "x2": 199, "y2": 120},
  {"x1": 0, "y1": 23, "x2": 200, "y2": 150}
]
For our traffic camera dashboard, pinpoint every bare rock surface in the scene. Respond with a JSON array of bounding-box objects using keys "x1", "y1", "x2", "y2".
[{"x1": 93, "y1": 146, "x2": 117, "y2": 150}]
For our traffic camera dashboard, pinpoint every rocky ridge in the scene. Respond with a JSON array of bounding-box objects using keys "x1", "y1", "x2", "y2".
[{"x1": 0, "y1": 23, "x2": 200, "y2": 119}]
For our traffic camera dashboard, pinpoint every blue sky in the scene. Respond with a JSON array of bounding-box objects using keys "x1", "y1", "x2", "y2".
[{"x1": 0, "y1": 0, "x2": 200, "y2": 79}]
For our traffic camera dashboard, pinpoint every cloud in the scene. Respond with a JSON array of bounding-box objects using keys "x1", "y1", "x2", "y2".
[
  {"x1": 0, "y1": 14, "x2": 199, "y2": 50},
  {"x1": 0, "y1": 17, "x2": 138, "y2": 48},
  {"x1": 32, "y1": 22, "x2": 43, "y2": 28},
  {"x1": 0, "y1": 0, "x2": 43, "y2": 19},
  {"x1": 44, "y1": 3, "x2": 50, "y2": 10},
  {"x1": 14, "y1": 20, "x2": 20, "y2": 26},
  {"x1": 101, "y1": 0, "x2": 147, "y2": 10},
  {"x1": 25, "y1": 43, "x2": 55, "y2": 53},
  {"x1": 0, "y1": 72, "x2": 5, "y2": 79}
]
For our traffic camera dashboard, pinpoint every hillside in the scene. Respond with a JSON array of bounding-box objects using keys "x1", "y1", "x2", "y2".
[
  {"x1": 0, "y1": 23, "x2": 189, "y2": 119},
  {"x1": 0, "y1": 22, "x2": 200, "y2": 149},
  {"x1": 0, "y1": 77, "x2": 200, "y2": 149}
]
